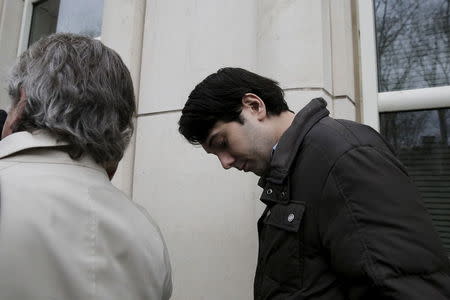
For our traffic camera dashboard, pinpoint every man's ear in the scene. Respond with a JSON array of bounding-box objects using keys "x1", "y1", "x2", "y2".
[
  {"x1": 241, "y1": 93, "x2": 267, "y2": 121},
  {"x1": 103, "y1": 160, "x2": 119, "y2": 180},
  {"x1": 2, "y1": 89, "x2": 27, "y2": 139}
]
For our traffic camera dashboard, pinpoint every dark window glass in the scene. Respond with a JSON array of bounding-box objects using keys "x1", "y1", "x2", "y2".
[
  {"x1": 56, "y1": 0, "x2": 104, "y2": 37},
  {"x1": 380, "y1": 108, "x2": 450, "y2": 254},
  {"x1": 28, "y1": 0, "x2": 60, "y2": 47},
  {"x1": 374, "y1": 0, "x2": 450, "y2": 92},
  {"x1": 27, "y1": 0, "x2": 103, "y2": 49}
]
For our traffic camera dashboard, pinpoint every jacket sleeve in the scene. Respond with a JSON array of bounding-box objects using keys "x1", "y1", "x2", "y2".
[
  {"x1": 135, "y1": 203, "x2": 173, "y2": 300},
  {"x1": 319, "y1": 146, "x2": 450, "y2": 299},
  {"x1": 161, "y1": 232, "x2": 173, "y2": 300}
]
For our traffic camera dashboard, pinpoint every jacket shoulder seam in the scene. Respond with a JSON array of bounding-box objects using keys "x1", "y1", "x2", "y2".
[
  {"x1": 335, "y1": 119, "x2": 363, "y2": 145},
  {"x1": 309, "y1": 119, "x2": 360, "y2": 149},
  {"x1": 318, "y1": 145, "x2": 370, "y2": 196}
]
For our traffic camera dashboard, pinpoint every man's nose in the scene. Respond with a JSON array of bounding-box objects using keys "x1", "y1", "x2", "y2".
[{"x1": 218, "y1": 152, "x2": 235, "y2": 169}]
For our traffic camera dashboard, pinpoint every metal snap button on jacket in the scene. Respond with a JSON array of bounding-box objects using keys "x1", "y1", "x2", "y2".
[{"x1": 287, "y1": 213, "x2": 295, "y2": 222}]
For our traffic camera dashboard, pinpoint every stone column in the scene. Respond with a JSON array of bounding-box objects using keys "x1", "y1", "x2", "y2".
[
  {"x1": 134, "y1": 1, "x2": 260, "y2": 299},
  {"x1": 0, "y1": 0, "x2": 24, "y2": 109},
  {"x1": 330, "y1": 0, "x2": 357, "y2": 121},
  {"x1": 257, "y1": 0, "x2": 357, "y2": 120},
  {"x1": 101, "y1": 0, "x2": 147, "y2": 196},
  {"x1": 0, "y1": 0, "x2": 4, "y2": 25}
]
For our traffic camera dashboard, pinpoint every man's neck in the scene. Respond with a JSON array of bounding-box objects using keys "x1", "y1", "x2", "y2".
[{"x1": 272, "y1": 111, "x2": 295, "y2": 144}]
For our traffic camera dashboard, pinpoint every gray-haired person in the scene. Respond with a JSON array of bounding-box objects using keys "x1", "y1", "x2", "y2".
[{"x1": 0, "y1": 33, "x2": 172, "y2": 300}]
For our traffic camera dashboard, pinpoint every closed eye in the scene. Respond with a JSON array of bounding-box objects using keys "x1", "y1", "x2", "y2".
[{"x1": 217, "y1": 139, "x2": 228, "y2": 149}]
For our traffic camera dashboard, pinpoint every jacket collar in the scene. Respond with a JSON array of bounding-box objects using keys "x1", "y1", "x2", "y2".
[
  {"x1": 0, "y1": 130, "x2": 106, "y2": 174},
  {"x1": 258, "y1": 98, "x2": 329, "y2": 189},
  {"x1": 0, "y1": 130, "x2": 69, "y2": 159}
]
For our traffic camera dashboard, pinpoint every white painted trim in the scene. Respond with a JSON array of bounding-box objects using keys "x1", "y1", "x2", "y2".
[
  {"x1": 379, "y1": 86, "x2": 450, "y2": 112},
  {"x1": 17, "y1": 0, "x2": 40, "y2": 56},
  {"x1": 357, "y1": 0, "x2": 380, "y2": 131}
]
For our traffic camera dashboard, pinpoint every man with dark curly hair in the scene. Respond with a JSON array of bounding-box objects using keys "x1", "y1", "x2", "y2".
[{"x1": 179, "y1": 67, "x2": 450, "y2": 300}]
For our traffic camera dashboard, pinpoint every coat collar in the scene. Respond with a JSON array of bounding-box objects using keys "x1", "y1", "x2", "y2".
[
  {"x1": 0, "y1": 130, "x2": 106, "y2": 174},
  {"x1": 259, "y1": 98, "x2": 329, "y2": 188},
  {"x1": 0, "y1": 130, "x2": 69, "y2": 159}
]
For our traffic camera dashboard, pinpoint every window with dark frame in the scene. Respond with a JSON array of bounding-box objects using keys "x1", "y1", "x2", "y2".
[
  {"x1": 375, "y1": 0, "x2": 450, "y2": 255},
  {"x1": 25, "y1": 0, "x2": 104, "y2": 50}
]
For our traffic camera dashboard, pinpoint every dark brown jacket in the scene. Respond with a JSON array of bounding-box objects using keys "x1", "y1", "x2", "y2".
[{"x1": 254, "y1": 98, "x2": 450, "y2": 299}]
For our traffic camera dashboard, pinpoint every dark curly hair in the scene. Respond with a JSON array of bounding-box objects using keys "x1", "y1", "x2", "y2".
[{"x1": 178, "y1": 67, "x2": 289, "y2": 144}]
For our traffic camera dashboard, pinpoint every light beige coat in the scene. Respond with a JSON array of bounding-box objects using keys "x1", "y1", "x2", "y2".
[{"x1": 0, "y1": 131, "x2": 172, "y2": 300}]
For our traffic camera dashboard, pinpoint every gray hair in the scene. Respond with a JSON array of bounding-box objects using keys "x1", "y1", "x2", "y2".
[{"x1": 8, "y1": 33, "x2": 135, "y2": 164}]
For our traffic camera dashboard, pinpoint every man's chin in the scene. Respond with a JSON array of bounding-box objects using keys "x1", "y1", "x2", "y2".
[
  {"x1": 256, "y1": 165, "x2": 273, "y2": 177},
  {"x1": 243, "y1": 163, "x2": 269, "y2": 177},
  {"x1": 251, "y1": 168, "x2": 266, "y2": 177}
]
